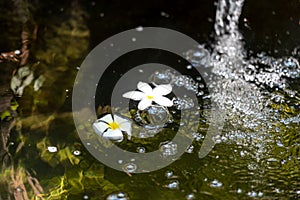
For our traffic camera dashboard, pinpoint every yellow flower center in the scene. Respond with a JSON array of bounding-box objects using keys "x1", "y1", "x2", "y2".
[
  {"x1": 147, "y1": 95, "x2": 154, "y2": 100},
  {"x1": 108, "y1": 122, "x2": 120, "y2": 130}
]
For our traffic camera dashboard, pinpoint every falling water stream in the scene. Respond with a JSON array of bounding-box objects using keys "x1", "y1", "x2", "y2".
[{"x1": 138, "y1": 0, "x2": 300, "y2": 198}]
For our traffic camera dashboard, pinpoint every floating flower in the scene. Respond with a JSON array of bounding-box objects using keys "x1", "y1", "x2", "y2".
[
  {"x1": 93, "y1": 114, "x2": 132, "y2": 141},
  {"x1": 122, "y1": 81, "x2": 173, "y2": 110}
]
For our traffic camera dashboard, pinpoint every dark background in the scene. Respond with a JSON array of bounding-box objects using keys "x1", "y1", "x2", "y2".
[{"x1": 1, "y1": 0, "x2": 299, "y2": 56}]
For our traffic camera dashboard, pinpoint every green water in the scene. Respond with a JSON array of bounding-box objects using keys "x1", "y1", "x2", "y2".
[{"x1": 0, "y1": 0, "x2": 299, "y2": 199}]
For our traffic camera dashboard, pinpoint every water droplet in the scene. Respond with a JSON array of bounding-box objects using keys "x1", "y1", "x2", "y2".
[
  {"x1": 185, "y1": 45, "x2": 210, "y2": 67},
  {"x1": 186, "y1": 65, "x2": 192, "y2": 70},
  {"x1": 47, "y1": 146, "x2": 58, "y2": 153},
  {"x1": 83, "y1": 194, "x2": 89, "y2": 199},
  {"x1": 159, "y1": 141, "x2": 177, "y2": 158},
  {"x1": 106, "y1": 192, "x2": 128, "y2": 200},
  {"x1": 136, "y1": 147, "x2": 145, "y2": 153},
  {"x1": 186, "y1": 145, "x2": 194, "y2": 153},
  {"x1": 137, "y1": 105, "x2": 170, "y2": 129},
  {"x1": 186, "y1": 193, "x2": 195, "y2": 200},
  {"x1": 165, "y1": 170, "x2": 173, "y2": 178},
  {"x1": 165, "y1": 180, "x2": 179, "y2": 189},
  {"x1": 161, "y1": 11, "x2": 170, "y2": 18},
  {"x1": 173, "y1": 97, "x2": 195, "y2": 110},
  {"x1": 210, "y1": 179, "x2": 223, "y2": 188},
  {"x1": 73, "y1": 150, "x2": 81, "y2": 156},
  {"x1": 132, "y1": 37, "x2": 136, "y2": 42},
  {"x1": 123, "y1": 163, "x2": 137, "y2": 173},
  {"x1": 136, "y1": 26, "x2": 143, "y2": 31},
  {"x1": 247, "y1": 191, "x2": 257, "y2": 197}
]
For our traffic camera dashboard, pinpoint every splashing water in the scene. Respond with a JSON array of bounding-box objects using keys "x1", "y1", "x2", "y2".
[{"x1": 146, "y1": 0, "x2": 299, "y2": 196}]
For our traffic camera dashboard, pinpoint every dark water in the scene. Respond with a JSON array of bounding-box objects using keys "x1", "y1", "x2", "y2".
[{"x1": 0, "y1": 0, "x2": 299, "y2": 199}]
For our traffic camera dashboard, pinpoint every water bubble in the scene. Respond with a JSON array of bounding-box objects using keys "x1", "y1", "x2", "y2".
[
  {"x1": 197, "y1": 91, "x2": 204, "y2": 96},
  {"x1": 165, "y1": 170, "x2": 173, "y2": 178},
  {"x1": 186, "y1": 193, "x2": 195, "y2": 200},
  {"x1": 237, "y1": 188, "x2": 242, "y2": 194},
  {"x1": 136, "y1": 26, "x2": 143, "y2": 32},
  {"x1": 122, "y1": 163, "x2": 137, "y2": 173},
  {"x1": 258, "y1": 192, "x2": 263, "y2": 197},
  {"x1": 107, "y1": 192, "x2": 128, "y2": 200},
  {"x1": 161, "y1": 11, "x2": 170, "y2": 18},
  {"x1": 137, "y1": 105, "x2": 170, "y2": 129},
  {"x1": 159, "y1": 141, "x2": 178, "y2": 158},
  {"x1": 118, "y1": 160, "x2": 123, "y2": 164},
  {"x1": 83, "y1": 195, "x2": 89, "y2": 199},
  {"x1": 210, "y1": 179, "x2": 223, "y2": 188},
  {"x1": 165, "y1": 180, "x2": 179, "y2": 189},
  {"x1": 136, "y1": 147, "x2": 145, "y2": 153},
  {"x1": 185, "y1": 45, "x2": 210, "y2": 67},
  {"x1": 47, "y1": 146, "x2": 58, "y2": 153},
  {"x1": 247, "y1": 191, "x2": 257, "y2": 197},
  {"x1": 131, "y1": 37, "x2": 136, "y2": 42},
  {"x1": 173, "y1": 97, "x2": 194, "y2": 110},
  {"x1": 185, "y1": 145, "x2": 194, "y2": 153},
  {"x1": 149, "y1": 70, "x2": 175, "y2": 85},
  {"x1": 280, "y1": 57, "x2": 300, "y2": 78},
  {"x1": 174, "y1": 75, "x2": 186, "y2": 87},
  {"x1": 73, "y1": 150, "x2": 81, "y2": 156},
  {"x1": 240, "y1": 151, "x2": 246, "y2": 157},
  {"x1": 192, "y1": 132, "x2": 204, "y2": 141}
]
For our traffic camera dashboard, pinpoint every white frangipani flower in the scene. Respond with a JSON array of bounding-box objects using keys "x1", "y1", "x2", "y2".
[
  {"x1": 122, "y1": 81, "x2": 173, "y2": 110},
  {"x1": 93, "y1": 114, "x2": 132, "y2": 142}
]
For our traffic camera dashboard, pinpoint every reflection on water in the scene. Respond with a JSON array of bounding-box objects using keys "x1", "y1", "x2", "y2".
[{"x1": 0, "y1": 0, "x2": 299, "y2": 199}]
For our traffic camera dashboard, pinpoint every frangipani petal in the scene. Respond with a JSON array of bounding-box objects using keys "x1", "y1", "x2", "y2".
[
  {"x1": 114, "y1": 115, "x2": 130, "y2": 125},
  {"x1": 122, "y1": 91, "x2": 145, "y2": 100},
  {"x1": 138, "y1": 98, "x2": 152, "y2": 110},
  {"x1": 98, "y1": 114, "x2": 113, "y2": 123},
  {"x1": 137, "y1": 81, "x2": 152, "y2": 94},
  {"x1": 114, "y1": 115, "x2": 132, "y2": 136},
  {"x1": 102, "y1": 129, "x2": 123, "y2": 141},
  {"x1": 154, "y1": 96, "x2": 173, "y2": 107},
  {"x1": 93, "y1": 121, "x2": 109, "y2": 135},
  {"x1": 153, "y1": 84, "x2": 172, "y2": 96},
  {"x1": 119, "y1": 121, "x2": 132, "y2": 139}
]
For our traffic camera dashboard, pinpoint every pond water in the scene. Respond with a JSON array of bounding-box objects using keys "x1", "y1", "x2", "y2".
[{"x1": 0, "y1": 0, "x2": 299, "y2": 199}]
